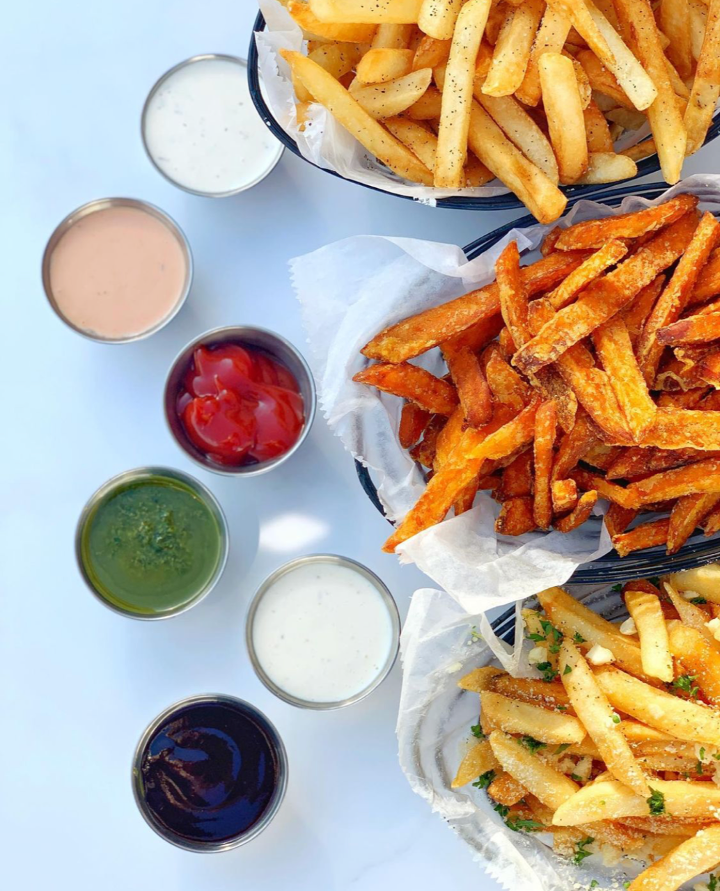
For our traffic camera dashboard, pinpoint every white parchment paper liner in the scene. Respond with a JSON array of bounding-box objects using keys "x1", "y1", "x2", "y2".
[
  {"x1": 255, "y1": 0, "x2": 662, "y2": 204},
  {"x1": 291, "y1": 175, "x2": 720, "y2": 614},
  {"x1": 396, "y1": 586, "x2": 661, "y2": 891}
]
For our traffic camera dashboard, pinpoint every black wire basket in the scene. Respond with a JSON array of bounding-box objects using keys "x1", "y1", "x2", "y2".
[
  {"x1": 354, "y1": 180, "x2": 720, "y2": 584},
  {"x1": 248, "y1": 12, "x2": 720, "y2": 212}
]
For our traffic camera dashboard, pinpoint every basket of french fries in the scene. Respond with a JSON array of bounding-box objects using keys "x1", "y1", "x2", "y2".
[
  {"x1": 397, "y1": 567, "x2": 720, "y2": 891},
  {"x1": 291, "y1": 177, "x2": 720, "y2": 611},
  {"x1": 249, "y1": 0, "x2": 720, "y2": 221}
]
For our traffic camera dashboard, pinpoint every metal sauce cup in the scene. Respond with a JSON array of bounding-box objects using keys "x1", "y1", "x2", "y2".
[
  {"x1": 41, "y1": 197, "x2": 193, "y2": 344},
  {"x1": 141, "y1": 54, "x2": 284, "y2": 197},
  {"x1": 164, "y1": 325, "x2": 317, "y2": 477},
  {"x1": 75, "y1": 466, "x2": 228, "y2": 620},
  {"x1": 132, "y1": 694, "x2": 288, "y2": 852},
  {"x1": 246, "y1": 555, "x2": 401, "y2": 710}
]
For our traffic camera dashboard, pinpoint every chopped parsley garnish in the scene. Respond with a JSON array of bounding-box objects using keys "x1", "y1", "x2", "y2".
[
  {"x1": 471, "y1": 723, "x2": 486, "y2": 739},
  {"x1": 647, "y1": 788, "x2": 666, "y2": 815},
  {"x1": 672, "y1": 674, "x2": 699, "y2": 699},
  {"x1": 469, "y1": 626, "x2": 482, "y2": 642},
  {"x1": 528, "y1": 620, "x2": 564, "y2": 655},
  {"x1": 536, "y1": 661, "x2": 559, "y2": 682},
  {"x1": 700, "y1": 747, "x2": 706, "y2": 761},
  {"x1": 573, "y1": 632, "x2": 586, "y2": 644},
  {"x1": 563, "y1": 664, "x2": 573, "y2": 675},
  {"x1": 697, "y1": 761, "x2": 705, "y2": 775},
  {"x1": 555, "y1": 743, "x2": 571, "y2": 754},
  {"x1": 611, "y1": 584, "x2": 623, "y2": 593},
  {"x1": 714, "y1": 753, "x2": 720, "y2": 761},
  {"x1": 590, "y1": 881, "x2": 599, "y2": 889},
  {"x1": 691, "y1": 596, "x2": 707, "y2": 604},
  {"x1": 473, "y1": 770, "x2": 496, "y2": 790},
  {"x1": 520, "y1": 735, "x2": 547, "y2": 753},
  {"x1": 505, "y1": 817, "x2": 544, "y2": 833},
  {"x1": 572, "y1": 836, "x2": 595, "y2": 864},
  {"x1": 612, "y1": 714, "x2": 621, "y2": 724},
  {"x1": 494, "y1": 802, "x2": 510, "y2": 817},
  {"x1": 571, "y1": 773, "x2": 583, "y2": 782},
  {"x1": 709, "y1": 875, "x2": 718, "y2": 891},
  {"x1": 649, "y1": 577, "x2": 661, "y2": 587}
]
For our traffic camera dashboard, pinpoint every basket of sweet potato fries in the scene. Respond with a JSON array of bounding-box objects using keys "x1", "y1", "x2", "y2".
[
  {"x1": 250, "y1": 0, "x2": 720, "y2": 218},
  {"x1": 352, "y1": 189, "x2": 720, "y2": 567},
  {"x1": 397, "y1": 567, "x2": 720, "y2": 890}
]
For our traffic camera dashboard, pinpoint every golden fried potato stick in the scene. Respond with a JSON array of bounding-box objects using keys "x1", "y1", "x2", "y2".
[
  {"x1": 583, "y1": 100, "x2": 614, "y2": 152},
  {"x1": 287, "y1": 1, "x2": 378, "y2": 41},
  {"x1": 451, "y1": 738, "x2": 499, "y2": 788},
  {"x1": 350, "y1": 67, "x2": 434, "y2": 118},
  {"x1": 575, "y1": 152, "x2": 637, "y2": 185},
  {"x1": 667, "y1": 492, "x2": 720, "y2": 554},
  {"x1": 516, "y1": 5, "x2": 572, "y2": 106},
  {"x1": 629, "y1": 825, "x2": 720, "y2": 891},
  {"x1": 310, "y1": 0, "x2": 423, "y2": 23},
  {"x1": 355, "y1": 48, "x2": 414, "y2": 83},
  {"x1": 406, "y1": 85, "x2": 443, "y2": 118},
  {"x1": 489, "y1": 674, "x2": 572, "y2": 709},
  {"x1": 576, "y1": 49, "x2": 634, "y2": 110},
  {"x1": 659, "y1": 0, "x2": 693, "y2": 78},
  {"x1": 435, "y1": 0, "x2": 493, "y2": 188},
  {"x1": 353, "y1": 362, "x2": 459, "y2": 414},
  {"x1": 513, "y1": 211, "x2": 700, "y2": 375},
  {"x1": 668, "y1": 622, "x2": 720, "y2": 705},
  {"x1": 482, "y1": 0, "x2": 545, "y2": 97},
  {"x1": 419, "y1": 0, "x2": 464, "y2": 39},
  {"x1": 593, "y1": 316, "x2": 656, "y2": 442},
  {"x1": 384, "y1": 117, "x2": 438, "y2": 171},
  {"x1": 487, "y1": 772, "x2": 527, "y2": 806},
  {"x1": 371, "y1": 23, "x2": 415, "y2": 47},
  {"x1": 384, "y1": 398, "x2": 540, "y2": 551},
  {"x1": 625, "y1": 589, "x2": 673, "y2": 682},
  {"x1": 362, "y1": 250, "x2": 586, "y2": 363},
  {"x1": 412, "y1": 35, "x2": 452, "y2": 70},
  {"x1": 685, "y1": 0, "x2": 720, "y2": 154},
  {"x1": 539, "y1": 53, "x2": 589, "y2": 185},
  {"x1": 481, "y1": 690, "x2": 586, "y2": 743},
  {"x1": 281, "y1": 51, "x2": 433, "y2": 184}
]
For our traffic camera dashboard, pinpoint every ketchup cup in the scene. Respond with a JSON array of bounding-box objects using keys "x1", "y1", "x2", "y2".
[{"x1": 164, "y1": 326, "x2": 317, "y2": 477}]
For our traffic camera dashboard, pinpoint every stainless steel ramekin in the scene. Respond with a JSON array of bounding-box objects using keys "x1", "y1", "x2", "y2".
[
  {"x1": 164, "y1": 325, "x2": 317, "y2": 477},
  {"x1": 75, "y1": 466, "x2": 228, "y2": 620},
  {"x1": 141, "y1": 54, "x2": 284, "y2": 197},
  {"x1": 131, "y1": 693, "x2": 288, "y2": 852},
  {"x1": 246, "y1": 554, "x2": 401, "y2": 710},
  {"x1": 41, "y1": 197, "x2": 193, "y2": 343}
]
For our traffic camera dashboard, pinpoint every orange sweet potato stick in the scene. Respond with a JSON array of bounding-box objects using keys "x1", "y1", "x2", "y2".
[{"x1": 353, "y1": 362, "x2": 459, "y2": 415}]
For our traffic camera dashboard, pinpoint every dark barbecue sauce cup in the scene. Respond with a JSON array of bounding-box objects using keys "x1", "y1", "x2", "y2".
[{"x1": 132, "y1": 694, "x2": 288, "y2": 851}]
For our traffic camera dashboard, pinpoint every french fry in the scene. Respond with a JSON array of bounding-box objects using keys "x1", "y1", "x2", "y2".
[
  {"x1": 475, "y1": 94, "x2": 559, "y2": 184},
  {"x1": 496, "y1": 241, "x2": 531, "y2": 348},
  {"x1": 552, "y1": 479, "x2": 578, "y2": 514},
  {"x1": 575, "y1": 152, "x2": 637, "y2": 184},
  {"x1": 496, "y1": 495, "x2": 536, "y2": 535},
  {"x1": 659, "y1": 0, "x2": 694, "y2": 78},
  {"x1": 451, "y1": 738, "x2": 499, "y2": 787},
  {"x1": 552, "y1": 776, "x2": 720, "y2": 824},
  {"x1": 667, "y1": 493, "x2": 720, "y2": 554},
  {"x1": 597, "y1": 667, "x2": 720, "y2": 743},
  {"x1": 355, "y1": 47, "x2": 414, "y2": 82},
  {"x1": 613, "y1": 518, "x2": 671, "y2": 556},
  {"x1": 539, "y1": 53, "x2": 589, "y2": 184},
  {"x1": 361, "y1": 251, "x2": 586, "y2": 362},
  {"x1": 406, "y1": 84, "x2": 443, "y2": 118},
  {"x1": 690, "y1": 0, "x2": 708, "y2": 62},
  {"x1": 384, "y1": 116, "x2": 438, "y2": 169},
  {"x1": 534, "y1": 400, "x2": 557, "y2": 529},
  {"x1": 613, "y1": 0, "x2": 687, "y2": 185},
  {"x1": 309, "y1": 42, "x2": 364, "y2": 81},
  {"x1": 576, "y1": 49, "x2": 634, "y2": 109},
  {"x1": 606, "y1": 107, "x2": 647, "y2": 132},
  {"x1": 513, "y1": 211, "x2": 700, "y2": 375},
  {"x1": 371, "y1": 22, "x2": 415, "y2": 47},
  {"x1": 516, "y1": 5, "x2": 572, "y2": 106},
  {"x1": 583, "y1": 100, "x2": 615, "y2": 153},
  {"x1": 624, "y1": 590, "x2": 674, "y2": 682},
  {"x1": 593, "y1": 316, "x2": 656, "y2": 443},
  {"x1": 685, "y1": 0, "x2": 720, "y2": 154},
  {"x1": 442, "y1": 343, "x2": 493, "y2": 427},
  {"x1": 310, "y1": 0, "x2": 423, "y2": 24},
  {"x1": 354, "y1": 363, "x2": 458, "y2": 414},
  {"x1": 621, "y1": 138, "x2": 658, "y2": 162},
  {"x1": 537, "y1": 586, "x2": 646, "y2": 677},
  {"x1": 481, "y1": 690, "x2": 586, "y2": 743},
  {"x1": 482, "y1": 0, "x2": 545, "y2": 97},
  {"x1": 434, "y1": 0, "x2": 493, "y2": 188},
  {"x1": 281, "y1": 51, "x2": 433, "y2": 183},
  {"x1": 489, "y1": 674, "x2": 572, "y2": 709},
  {"x1": 464, "y1": 152, "x2": 495, "y2": 186},
  {"x1": 412, "y1": 35, "x2": 452, "y2": 70},
  {"x1": 487, "y1": 771, "x2": 527, "y2": 806},
  {"x1": 559, "y1": 640, "x2": 650, "y2": 794},
  {"x1": 349, "y1": 67, "x2": 434, "y2": 118},
  {"x1": 489, "y1": 730, "x2": 580, "y2": 810},
  {"x1": 418, "y1": 0, "x2": 464, "y2": 39},
  {"x1": 629, "y1": 826, "x2": 720, "y2": 891},
  {"x1": 466, "y1": 102, "x2": 568, "y2": 224},
  {"x1": 399, "y1": 401, "x2": 431, "y2": 448},
  {"x1": 668, "y1": 622, "x2": 720, "y2": 705},
  {"x1": 554, "y1": 194, "x2": 697, "y2": 251},
  {"x1": 458, "y1": 665, "x2": 506, "y2": 691},
  {"x1": 666, "y1": 564, "x2": 720, "y2": 603},
  {"x1": 287, "y1": 1, "x2": 378, "y2": 41}
]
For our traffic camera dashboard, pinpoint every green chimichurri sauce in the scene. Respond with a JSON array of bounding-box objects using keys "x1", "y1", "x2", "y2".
[{"x1": 80, "y1": 475, "x2": 223, "y2": 615}]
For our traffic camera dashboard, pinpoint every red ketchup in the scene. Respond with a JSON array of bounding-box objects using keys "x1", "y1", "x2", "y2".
[{"x1": 177, "y1": 344, "x2": 305, "y2": 466}]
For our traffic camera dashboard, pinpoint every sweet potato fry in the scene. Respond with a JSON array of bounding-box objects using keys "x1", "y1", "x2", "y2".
[
  {"x1": 442, "y1": 344, "x2": 493, "y2": 427},
  {"x1": 553, "y1": 195, "x2": 698, "y2": 251},
  {"x1": 697, "y1": 348, "x2": 720, "y2": 388},
  {"x1": 353, "y1": 362, "x2": 458, "y2": 414},
  {"x1": 496, "y1": 495, "x2": 536, "y2": 535},
  {"x1": 552, "y1": 479, "x2": 578, "y2": 513},
  {"x1": 571, "y1": 468, "x2": 639, "y2": 509},
  {"x1": 454, "y1": 475, "x2": 482, "y2": 514},
  {"x1": 627, "y1": 457, "x2": 720, "y2": 505},
  {"x1": 399, "y1": 401, "x2": 431, "y2": 448},
  {"x1": 434, "y1": 406, "x2": 466, "y2": 468},
  {"x1": 483, "y1": 346, "x2": 532, "y2": 410},
  {"x1": 513, "y1": 211, "x2": 700, "y2": 375},
  {"x1": 547, "y1": 240, "x2": 628, "y2": 310},
  {"x1": 593, "y1": 316, "x2": 656, "y2": 442},
  {"x1": 667, "y1": 492, "x2": 720, "y2": 554},
  {"x1": 643, "y1": 407, "x2": 720, "y2": 450},
  {"x1": 552, "y1": 412, "x2": 599, "y2": 481},
  {"x1": 621, "y1": 275, "x2": 665, "y2": 348},
  {"x1": 533, "y1": 401, "x2": 557, "y2": 529},
  {"x1": 362, "y1": 251, "x2": 588, "y2": 363},
  {"x1": 496, "y1": 241, "x2": 531, "y2": 348},
  {"x1": 702, "y1": 501, "x2": 720, "y2": 535},
  {"x1": 410, "y1": 413, "x2": 446, "y2": 467},
  {"x1": 658, "y1": 311, "x2": 720, "y2": 346},
  {"x1": 612, "y1": 518, "x2": 670, "y2": 556},
  {"x1": 384, "y1": 398, "x2": 540, "y2": 551},
  {"x1": 637, "y1": 212, "x2": 720, "y2": 383},
  {"x1": 553, "y1": 490, "x2": 598, "y2": 532},
  {"x1": 443, "y1": 314, "x2": 505, "y2": 354},
  {"x1": 656, "y1": 388, "x2": 710, "y2": 409},
  {"x1": 498, "y1": 449, "x2": 533, "y2": 499},
  {"x1": 541, "y1": 227, "x2": 563, "y2": 257},
  {"x1": 691, "y1": 246, "x2": 720, "y2": 305},
  {"x1": 604, "y1": 503, "x2": 637, "y2": 538}
]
